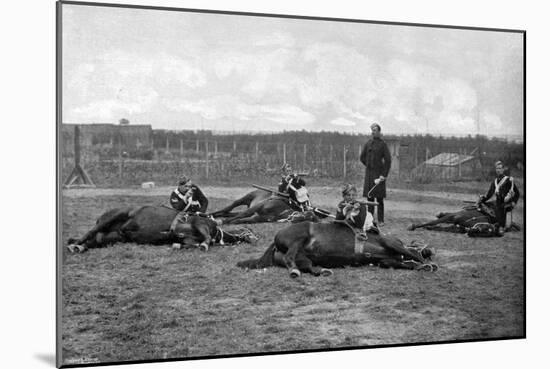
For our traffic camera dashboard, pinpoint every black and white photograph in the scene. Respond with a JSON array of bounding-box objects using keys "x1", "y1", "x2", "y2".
[{"x1": 56, "y1": 0, "x2": 525, "y2": 367}]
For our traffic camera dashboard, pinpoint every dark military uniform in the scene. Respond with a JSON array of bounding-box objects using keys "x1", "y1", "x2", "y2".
[
  {"x1": 335, "y1": 200, "x2": 377, "y2": 234},
  {"x1": 170, "y1": 185, "x2": 208, "y2": 213},
  {"x1": 169, "y1": 185, "x2": 209, "y2": 233},
  {"x1": 278, "y1": 174, "x2": 309, "y2": 209},
  {"x1": 359, "y1": 137, "x2": 391, "y2": 222},
  {"x1": 480, "y1": 174, "x2": 520, "y2": 229}
]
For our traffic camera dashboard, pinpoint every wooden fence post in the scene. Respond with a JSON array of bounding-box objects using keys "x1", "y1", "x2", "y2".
[
  {"x1": 343, "y1": 145, "x2": 347, "y2": 178},
  {"x1": 118, "y1": 128, "x2": 123, "y2": 181},
  {"x1": 196, "y1": 139, "x2": 199, "y2": 154},
  {"x1": 165, "y1": 137, "x2": 169, "y2": 153},
  {"x1": 303, "y1": 144, "x2": 307, "y2": 171},
  {"x1": 283, "y1": 143, "x2": 286, "y2": 164},
  {"x1": 329, "y1": 144, "x2": 333, "y2": 175},
  {"x1": 179, "y1": 138, "x2": 183, "y2": 157},
  {"x1": 255, "y1": 142, "x2": 259, "y2": 159},
  {"x1": 458, "y1": 149, "x2": 462, "y2": 180},
  {"x1": 214, "y1": 141, "x2": 218, "y2": 156},
  {"x1": 205, "y1": 140, "x2": 209, "y2": 179}
]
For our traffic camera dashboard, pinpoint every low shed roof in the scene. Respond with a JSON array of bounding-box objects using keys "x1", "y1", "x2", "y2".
[{"x1": 424, "y1": 152, "x2": 476, "y2": 167}]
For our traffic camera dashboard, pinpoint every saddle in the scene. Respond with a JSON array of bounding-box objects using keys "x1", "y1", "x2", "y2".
[{"x1": 333, "y1": 220, "x2": 380, "y2": 254}]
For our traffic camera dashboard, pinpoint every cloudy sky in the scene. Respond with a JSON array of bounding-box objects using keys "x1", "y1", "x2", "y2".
[{"x1": 62, "y1": 4, "x2": 523, "y2": 137}]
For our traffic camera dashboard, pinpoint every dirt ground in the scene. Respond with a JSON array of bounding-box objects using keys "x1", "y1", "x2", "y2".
[{"x1": 60, "y1": 185, "x2": 525, "y2": 366}]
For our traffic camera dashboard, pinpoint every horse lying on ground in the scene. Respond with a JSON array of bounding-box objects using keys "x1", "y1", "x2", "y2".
[
  {"x1": 237, "y1": 221, "x2": 437, "y2": 278},
  {"x1": 210, "y1": 189, "x2": 329, "y2": 224},
  {"x1": 407, "y1": 202, "x2": 520, "y2": 237},
  {"x1": 66, "y1": 205, "x2": 257, "y2": 253},
  {"x1": 209, "y1": 189, "x2": 272, "y2": 218}
]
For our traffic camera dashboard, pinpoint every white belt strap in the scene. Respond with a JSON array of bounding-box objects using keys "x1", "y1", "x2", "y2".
[
  {"x1": 495, "y1": 176, "x2": 509, "y2": 196},
  {"x1": 174, "y1": 188, "x2": 186, "y2": 200}
]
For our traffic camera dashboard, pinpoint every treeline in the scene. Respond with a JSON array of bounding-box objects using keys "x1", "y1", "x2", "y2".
[{"x1": 151, "y1": 129, "x2": 524, "y2": 167}]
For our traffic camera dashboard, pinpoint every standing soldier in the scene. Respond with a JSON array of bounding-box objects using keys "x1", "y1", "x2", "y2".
[
  {"x1": 359, "y1": 123, "x2": 392, "y2": 226},
  {"x1": 169, "y1": 177, "x2": 209, "y2": 233},
  {"x1": 478, "y1": 161, "x2": 520, "y2": 235}
]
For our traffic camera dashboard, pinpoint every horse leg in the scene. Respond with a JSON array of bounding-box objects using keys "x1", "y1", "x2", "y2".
[
  {"x1": 280, "y1": 239, "x2": 303, "y2": 278},
  {"x1": 408, "y1": 214, "x2": 455, "y2": 231},
  {"x1": 210, "y1": 193, "x2": 256, "y2": 217},
  {"x1": 379, "y1": 258, "x2": 416, "y2": 270},
  {"x1": 296, "y1": 252, "x2": 333, "y2": 276},
  {"x1": 225, "y1": 213, "x2": 264, "y2": 224},
  {"x1": 377, "y1": 236, "x2": 425, "y2": 263},
  {"x1": 70, "y1": 208, "x2": 131, "y2": 246},
  {"x1": 194, "y1": 223, "x2": 213, "y2": 251}
]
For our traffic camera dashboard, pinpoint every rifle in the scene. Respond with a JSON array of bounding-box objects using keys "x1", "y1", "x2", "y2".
[
  {"x1": 357, "y1": 198, "x2": 379, "y2": 207},
  {"x1": 252, "y1": 184, "x2": 289, "y2": 198},
  {"x1": 309, "y1": 206, "x2": 336, "y2": 219},
  {"x1": 252, "y1": 184, "x2": 335, "y2": 218}
]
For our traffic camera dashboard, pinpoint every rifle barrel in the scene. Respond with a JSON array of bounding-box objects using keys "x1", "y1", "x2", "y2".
[{"x1": 252, "y1": 184, "x2": 289, "y2": 197}]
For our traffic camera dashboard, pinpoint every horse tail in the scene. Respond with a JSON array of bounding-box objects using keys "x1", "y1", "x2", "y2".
[{"x1": 237, "y1": 242, "x2": 276, "y2": 270}]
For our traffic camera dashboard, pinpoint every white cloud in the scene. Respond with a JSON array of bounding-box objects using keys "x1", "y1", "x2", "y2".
[
  {"x1": 156, "y1": 54, "x2": 207, "y2": 88},
  {"x1": 212, "y1": 48, "x2": 299, "y2": 98},
  {"x1": 67, "y1": 63, "x2": 96, "y2": 99},
  {"x1": 165, "y1": 96, "x2": 315, "y2": 126},
  {"x1": 299, "y1": 43, "x2": 375, "y2": 109},
  {"x1": 481, "y1": 111, "x2": 504, "y2": 133},
  {"x1": 257, "y1": 104, "x2": 315, "y2": 125},
  {"x1": 71, "y1": 88, "x2": 159, "y2": 121},
  {"x1": 330, "y1": 118, "x2": 357, "y2": 127},
  {"x1": 253, "y1": 32, "x2": 295, "y2": 48}
]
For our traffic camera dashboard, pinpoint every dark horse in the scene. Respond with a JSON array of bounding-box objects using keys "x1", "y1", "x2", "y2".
[
  {"x1": 237, "y1": 221, "x2": 437, "y2": 278},
  {"x1": 209, "y1": 189, "x2": 272, "y2": 218},
  {"x1": 407, "y1": 202, "x2": 520, "y2": 236},
  {"x1": 66, "y1": 205, "x2": 257, "y2": 253},
  {"x1": 210, "y1": 189, "x2": 326, "y2": 224}
]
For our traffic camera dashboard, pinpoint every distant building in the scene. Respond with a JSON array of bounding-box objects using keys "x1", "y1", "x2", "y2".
[
  {"x1": 62, "y1": 123, "x2": 152, "y2": 153},
  {"x1": 412, "y1": 152, "x2": 482, "y2": 181}
]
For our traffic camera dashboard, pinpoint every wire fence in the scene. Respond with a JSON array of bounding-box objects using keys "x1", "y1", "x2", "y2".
[{"x1": 61, "y1": 127, "x2": 524, "y2": 187}]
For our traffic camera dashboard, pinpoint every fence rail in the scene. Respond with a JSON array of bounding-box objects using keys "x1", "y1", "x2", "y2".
[{"x1": 61, "y1": 128, "x2": 524, "y2": 187}]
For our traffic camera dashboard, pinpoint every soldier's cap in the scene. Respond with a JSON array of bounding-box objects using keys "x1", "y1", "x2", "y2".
[
  {"x1": 179, "y1": 177, "x2": 191, "y2": 186},
  {"x1": 342, "y1": 184, "x2": 357, "y2": 196},
  {"x1": 494, "y1": 160, "x2": 504, "y2": 167},
  {"x1": 370, "y1": 123, "x2": 381, "y2": 131},
  {"x1": 280, "y1": 162, "x2": 292, "y2": 171}
]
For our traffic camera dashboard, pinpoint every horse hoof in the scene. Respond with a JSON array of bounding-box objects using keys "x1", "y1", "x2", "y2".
[
  {"x1": 407, "y1": 224, "x2": 416, "y2": 231},
  {"x1": 320, "y1": 268, "x2": 333, "y2": 277},
  {"x1": 417, "y1": 264, "x2": 434, "y2": 272},
  {"x1": 199, "y1": 243, "x2": 209, "y2": 252},
  {"x1": 421, "y1": 247, "x2": 435, "y2": 260},
  {"x1": 430, "y1": 263, "x2": 439, "y2": 272},
  {"x1": 290, "y1": 269, "x2": 301, "y2": 278},
  {"x1": 75, "y1": 245, "x2": 86, "y2": 253},
  {"x1": 172, "y1": 243, "x2": 182, "y2": 250},
  {"x1": 67, "y1": 244, "x2": 76, "y2": 253}
]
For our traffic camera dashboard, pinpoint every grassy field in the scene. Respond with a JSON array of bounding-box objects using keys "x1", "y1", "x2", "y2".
[{"x1": 60, "y1": 185, "x2": 525, "y2": 366}]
